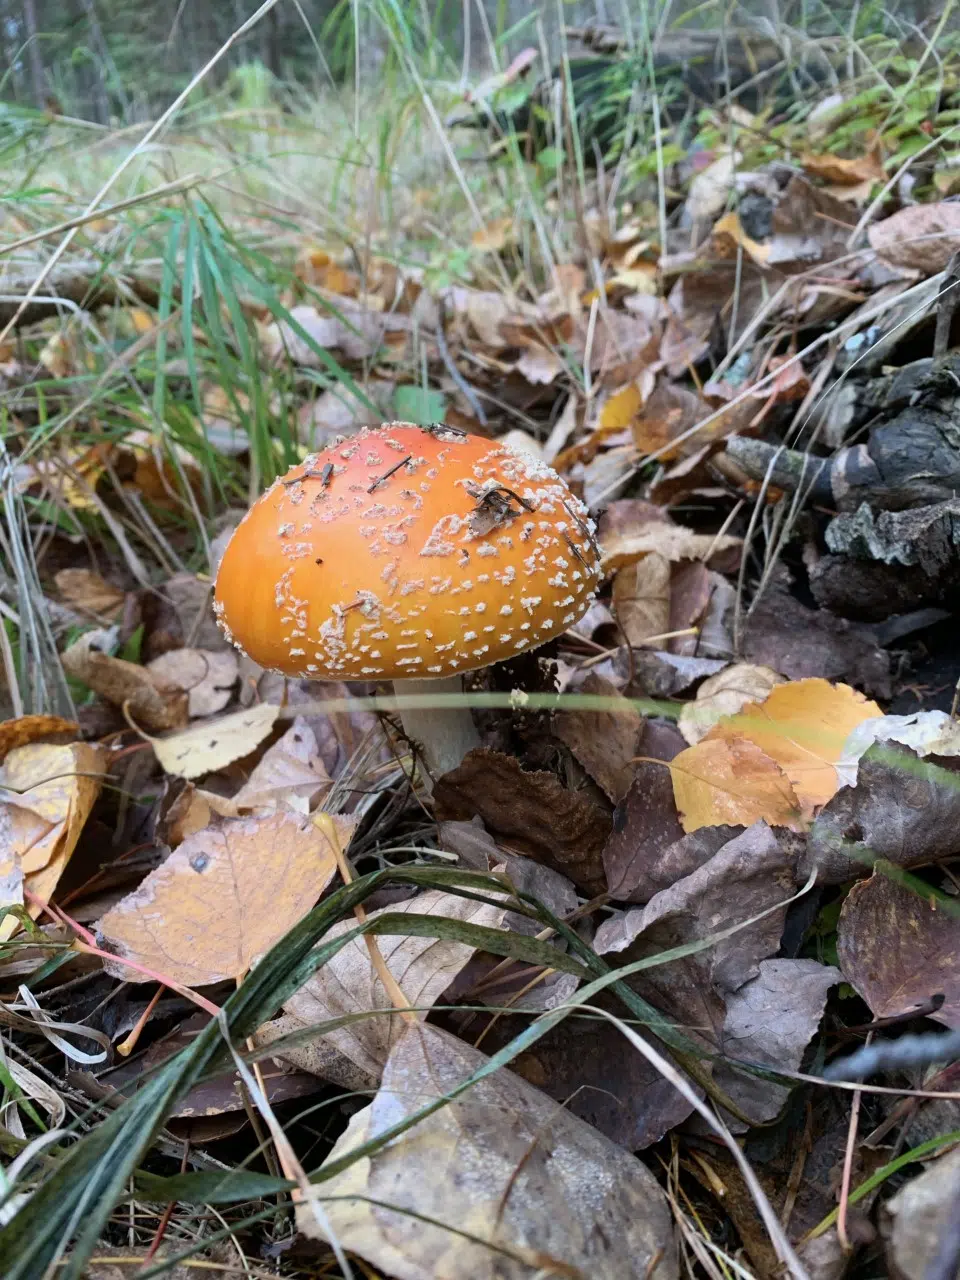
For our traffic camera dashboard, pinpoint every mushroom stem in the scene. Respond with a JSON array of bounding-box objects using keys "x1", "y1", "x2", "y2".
[{"x1": 396, "y1": 676, "x2": 480, "y2": 785}]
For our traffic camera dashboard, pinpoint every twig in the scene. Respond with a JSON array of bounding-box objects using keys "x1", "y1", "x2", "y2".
[{"x1": 837, "y1": 1031, "x2": 871, "y2": 1251}]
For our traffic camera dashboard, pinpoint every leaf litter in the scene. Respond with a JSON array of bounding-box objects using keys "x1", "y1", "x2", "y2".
[{"x1": 6, "y1": 19, "x2": 960, "y2": 1279}]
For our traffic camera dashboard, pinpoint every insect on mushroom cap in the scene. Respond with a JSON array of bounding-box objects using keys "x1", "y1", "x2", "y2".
[{"x1": 213, "y1": 422, "x2": 602, "y2": 681}]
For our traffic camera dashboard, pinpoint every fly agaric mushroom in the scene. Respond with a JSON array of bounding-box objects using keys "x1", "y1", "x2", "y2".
[{"x1": 213, "y1": 422, "x2": 601, "y2": 779}]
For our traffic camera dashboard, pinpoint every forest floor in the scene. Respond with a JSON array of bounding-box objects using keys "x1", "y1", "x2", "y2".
[{"x1": 2, "y1": 14, "x2": 960, "y2": 1280}]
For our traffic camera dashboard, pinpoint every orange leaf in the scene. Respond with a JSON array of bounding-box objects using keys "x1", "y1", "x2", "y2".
[
  {"x1": 669, "y1": 735, "x2": 804, "y2": 833},
  {"x1": 704, "y1": 677, "x2": 881, "y2": 816},
  {"x1": 801, "y1": 145, "x2": 884, "y2": 188}
]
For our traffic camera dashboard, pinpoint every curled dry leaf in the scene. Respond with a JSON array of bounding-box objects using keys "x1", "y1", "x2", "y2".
[
  {"x1": 148, "y1": 702, "x2": 281, "y2": 780},
  {"x1": 217, "y1": 716, "x2": 330, "y2": 815},
  {"x1": 678, "y1": 663, "x2": 785, "y2": 745},
  {"x1": 837, "y1": 871, "x2": 960, "y2": 1028},
  {"x1": 835, "y1": 709, "x2": 960, "y2": 789},
  {"x1": 0, "y1": 742, "x2": 106, "y2": 934},
  {"x1": 601, "y1": 523, "x2": 742, "y2": 575},
  {"x1": 283, "y1": 888, "x2": 508, "y2": 1080},
  {"x1": 96, "y1": 808, "x2": 351, "y2": 986},
  {"x1": 302, "y1": 1022, "x2": 678, "y2": 1280},
  {"x1": 670, "y1": 736, "x2": 804, "y2": 833},
  {"x1": 61, "y1": 629, "x2": 188, "y2": 733},
  {"x1": 432, "y1": 748, "x2": 610, "y2": 895},
  {"x1": 145, "y1": 649, "x2": 238, "y2": 719},
  {"x1": 801, "y1": 145, "x2": 884, "y2": 188},
  {"x1": 704, "y1": 677, "x2": 882, "y2": 816},
  {"x1": 54, "y1": 569, "x2": 126, "y2": 621},
  {"x1": 0, "y1": 716, "x2": 79, "y2": 766}
]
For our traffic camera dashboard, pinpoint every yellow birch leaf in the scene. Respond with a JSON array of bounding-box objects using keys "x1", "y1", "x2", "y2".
[{"x1": 669, "y1": 735, "x2": 804, "y2": 833}]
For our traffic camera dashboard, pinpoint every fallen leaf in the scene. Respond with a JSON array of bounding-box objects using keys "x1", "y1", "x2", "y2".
[
  {"x1": 439, "y1": 818, "x2": 577, "y2": 936},
  {"x1": 743, "y1": 585, "x2": 891, "y2": 698},
  {"x1": 284, "y1": 889, "x2": 508, "y2": 1080},
  {"x1": 685, "y1": 149, "x2": 739, "y2": 226},
  {"x1": 671, "y1": 736, "x2": 803, "y2": 833},
  {"x1": 678, "y1": 663, "x2": 785, "y2": 745},
  {"x1": 97, "y1": 808, "x2": 348, "y2": 986},
  {"x1": 612, "y1": 553, "x2": 671, "y2": 646},
  {"x1": 0, "y1": 742, "x2": 106, "y2": 934},
  {"x1": 149, "y1": 703, "x2": 281, "y2": 779},
  {"x1": 0, "y1": 716, "x2": 79, "y2": 765},
  {"x1": 433, "y1": 749, "x2": 611, "y2": 894},
  {"x1": 882, "y1": 1146, "x2": 960, "y2": 1280},
  {"x1": 712, "y1": 210, "x2": 771, "y2": 266},
  {"x1": 868, "y1": 202, "x2": 960, "y2": 275},
  {"x1": 496, "y1": 1011, "x2": 697, "y2": 1150},
  {"x1": 471, "y1": 217, "x2": 514, "y2": 252},
  {"x1": 54, "y1": 569, "x2": 125, "y2": 621},
  {"x1": 837, "y1": 871, "x2": 960, "y2": 1028},
  {"x1": 600, "y1": 381, "x2": 644, "y2": 432},
  {"x1": 601, "y1": 524, "x2": 742, "y2": 574},
  {"x1": 551, "y1": 672, "x2": 643, "y2": 802},
  {"x1": 835, "y1": 709, "x2": 960, "y2": 789},
  {"x1": 302, "y1": 1023, "x2": 678, "y2": 1280},
  {"x1": 801, "y1": 144, "x2": 885, "y2": 187},
  {"x1": 807, "y1": 745, "x2": 960, "y2": 884},
  {"x1": 60, "y1": 628, "x2": 188, "y2": 733},
  {"x1": 145, "y1": 648, "x2": 239, "y2": 718},
  {"x1": 596, "y1": 822, "x2": 799, "y2": 1045},
  {"x1": 253, "y1": 1013, "x2": 378, "y2": 1093},
  {"x1": 603, "y1": 755, "x2": 738, "y2": 902},
  {"x1": 631, "y1": 380, "x2": 705, "y2": 459},
  {"x1": 704, "y1": 678, "x2": 882, "y2": 815},
  {"x1": 713, "y1": 958, "x2": 839, "y2": 1125},
  {"x1": 218, "y1": 716, "x2": 331, "y2": 815}
]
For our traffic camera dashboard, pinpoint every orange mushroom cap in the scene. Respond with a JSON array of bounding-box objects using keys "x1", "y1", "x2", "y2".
[{"x1": 213, "y1": 422, "x2": 601, "y2": 680}]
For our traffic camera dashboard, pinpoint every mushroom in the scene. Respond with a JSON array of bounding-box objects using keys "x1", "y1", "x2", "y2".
[{"x1": 213, "y1": 422, "x2": 602, "y2": 782}]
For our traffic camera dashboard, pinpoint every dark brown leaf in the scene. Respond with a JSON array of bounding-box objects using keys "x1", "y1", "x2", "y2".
[
  {"x1": 837, "y1": 871, "x2": 960, "y2": 1028},
  {"x1": 551, "y1": 672, "x2": 643, "y2": 802},
  {"x1": 806, "y1": 746, "x2": 960, "y2": 884},
  {"x1": 433, "y1": 748, "x2": 611, "y2": 894},
  {"x1": 743, "y1": 584, "x2": 891, "y2": 698},
  {"x1": 595, "y1": 822, "x2": 799, "y2": 1041}
]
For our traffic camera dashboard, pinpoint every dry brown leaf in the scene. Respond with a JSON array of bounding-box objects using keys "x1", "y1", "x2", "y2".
[
  {"x1": 433, "y1": 748, "x2": 610, "y2": 894},
  {"x1": 145, "y1": 648, "x2": 238, "y2": 718},
  {"x1": 613, "y1": 553, "x2": 671, "y2": 647},
  {"x1": 837, "y1": 872, "x2": 960, "y2": 1028},
  {"x1": 302, "y1": 1022, "x2": 678, "y2": 1280},
  {"x1": 97, "y1": 809, "x2": 351, "y2": 986},
  {"x1": 284, "y1": 888, "x2": 508, "y2": 1079},
  {"x1": 0, "y1": 742, "x2": 106, "y2": 934},
  {"x1": 462, "y1": 290, "x2": 513, "y2": 346},
  {"x1": 669, "y1": 736, "x2": 804, "y2": 833},
  {"x1": 471, "y1": 217, "x2": 514, "y2": 252},
  {"x1": 801, "y1": 144, "x2": 884, "y2": 187},
  {"x1": 60, "y1": 629, "x2": 188, "y2": 732},
  {"x1": 705, "y1": 678, "x2": 882, "y2": 815},
  {"x1": 0, "y1": 716, "x2": 79, "y2": 766},
  {"x1": 205, "y1": 716, "x2": 331, "y2": 816},
  {"x1": 148, "y1": 702, "x2": 280, "y2": 779},
  {"x1": 551, "y1": 672, "x2": 643, "y2": 803},
  {"x1": 54, "y1": 569, "x2": 125, "y2": 620},
  {"x1": 868, "y1": 202, "x2": 960, "y2": 275},
  {"x1": 631, "y1": 381, "x2": 705, "y2": 459},
  {"x1": 601, "y1": 524, "x2": 742, "y2": 574},
  {"x1": 678, "y1": 663, "x2": 785, "y2": 745}
]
